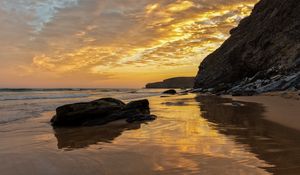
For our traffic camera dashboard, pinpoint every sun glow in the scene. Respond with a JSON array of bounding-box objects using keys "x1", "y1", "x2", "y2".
[{"x1": 0, "y1": 0, "x2": 259, "y2": 87}]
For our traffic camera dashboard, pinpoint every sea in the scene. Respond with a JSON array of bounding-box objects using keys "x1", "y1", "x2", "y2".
[{"x1": 0, "y1": 88, "x2": 162, "y2": 124}]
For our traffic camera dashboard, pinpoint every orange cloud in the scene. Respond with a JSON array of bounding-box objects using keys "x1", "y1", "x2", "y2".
[{"x1": 0, "y1": 0, "x2": 259, "y2": 87}]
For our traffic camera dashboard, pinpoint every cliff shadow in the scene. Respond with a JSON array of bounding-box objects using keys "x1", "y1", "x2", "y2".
[{"x1": 195, "y1": 95, "x2": 300, "y2": 175}]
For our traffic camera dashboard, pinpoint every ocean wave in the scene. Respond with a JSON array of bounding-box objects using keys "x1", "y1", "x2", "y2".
[
  {"x1": 0, "y1": 88, "x2": 97, "y2": 92},
  {"x1": 0, "y1": 94, "x2": 90, "y2": 101},
  {"x1": 0, "y1": 88, "x2": 137, "y2": 92}
]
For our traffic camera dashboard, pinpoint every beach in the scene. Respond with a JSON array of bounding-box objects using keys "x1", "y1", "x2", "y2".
[
  {"x1": 230, "y1": 91, "x2": 300, "y2": 130},
  {"x1": 0, "y1": 90, "x2": 299, "y2": 175}
]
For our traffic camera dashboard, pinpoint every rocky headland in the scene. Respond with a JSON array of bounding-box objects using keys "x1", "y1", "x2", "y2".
[
  {"x1": 146, "y1": 77, "x2": 194, "y2": 89},
  {"x1": 194, "y1": 0, "x2": 300, "y2": 95}
]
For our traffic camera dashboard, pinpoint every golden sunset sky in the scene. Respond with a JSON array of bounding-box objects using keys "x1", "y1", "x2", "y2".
[{"x1": 0, "y1": 0, "x2": 258, "y2": 88}]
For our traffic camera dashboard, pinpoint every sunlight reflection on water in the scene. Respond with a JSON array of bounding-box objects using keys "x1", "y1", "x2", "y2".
[{"x1": 1, "y1": 94, "x2": 300, "y2": 175}]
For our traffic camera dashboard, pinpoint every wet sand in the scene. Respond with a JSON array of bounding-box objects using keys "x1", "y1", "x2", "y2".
[
  {"x1": 230, "y1": 91, "x2": 300, "y2": 130},
  {"x1": 0, "y1": 94, "x2": 299, "y2": 175}
]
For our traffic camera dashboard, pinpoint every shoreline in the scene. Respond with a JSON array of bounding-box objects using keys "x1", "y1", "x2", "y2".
[{"x1": 1, "y1": 90, "x2": 298, "y2": 130}]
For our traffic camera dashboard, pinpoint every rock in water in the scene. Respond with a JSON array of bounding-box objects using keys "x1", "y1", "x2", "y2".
[
  {"x1": 195, "y1": 0, "x2": 300, "y2": 92},
  {"x1": 51, "y1": 98, "x2": 155, "y2": 127},
  {"x1": 162, "y1": 89, "x2": 177, "y2": 95}
]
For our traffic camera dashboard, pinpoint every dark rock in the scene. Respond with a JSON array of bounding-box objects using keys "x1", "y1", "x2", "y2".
[
  {"x1": 92, "y1": 98, "x2": 125, "y2": 106},
  {"x1": 104, "y1": 99, "x2": 151, "y2": 122},
  {"x1": 51, "y1": 98, "x2": 156, "y2": 127},
  {"x1": 248, "y1": 71, "x2": 267, "y2": 82},
  {"x1": 52, "y1": 98, "x2": 125, "y2": 127},
  {"x1": 178, "y1": 88, "x2": 192, "y2": 94},
  {"x1": 162, "y1": 101, "x2": 185, "y2": 106},
  {"x1": 207, "y1": 88, "x2": 214, "y2": 92},
  {"x1": 162, "y1": 89, "x2": 177, "y2": 95},
  {"x1": 232, "y1": 90, "x2": 257, "y2": 96},
  {"x1": 124, "y1": 99, "x2": 149, "y2": 111},
  {"x1": 220, "y1": 72, "x2": 300, "y2": 94},
  {"x1": 178, "y1": 92, "x2": 188, "y2": 95},
  {"x1": 126, "y1": 114, "x2": 157, "y2": 123},
  {"x1": 194, "y1": 0, "x2": 300, "y2": 93},
  {"x1": 210, "y1": 83, "x2": 228, "y2": 93},
  {"x1": 190, "y1": 88, "x2": 203, "y2": 93},
  {"x1": 271, "y1": 75, "x2": 283, "y2": 81},
  {"x1": 288, "y1": 87, "x2": 297, "y2": 91}
]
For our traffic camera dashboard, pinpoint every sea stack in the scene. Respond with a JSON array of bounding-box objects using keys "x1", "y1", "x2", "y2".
[{"x1": 195, "y1": 0, "x2": 300, "y2": 94}]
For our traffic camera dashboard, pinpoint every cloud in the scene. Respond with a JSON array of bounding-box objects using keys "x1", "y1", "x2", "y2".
[
  {"x1": 0, "y1": 0, "x2": 259, "y2": 87},
  {"x1": 0, "y1": 0, "x2": 79, "y2": 33}
]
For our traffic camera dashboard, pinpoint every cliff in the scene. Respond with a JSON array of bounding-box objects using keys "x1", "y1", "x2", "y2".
[
  {"x1": 145, "y1": 77, "x2": 194, "y2": 89},
  {"x1": 195, "y1": 0, "x2": 300, "y2": 94}
]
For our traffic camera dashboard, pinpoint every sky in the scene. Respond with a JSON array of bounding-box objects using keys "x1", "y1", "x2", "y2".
[{"x1": 0, "y1": 0, "x2": 258, "y2": 88}]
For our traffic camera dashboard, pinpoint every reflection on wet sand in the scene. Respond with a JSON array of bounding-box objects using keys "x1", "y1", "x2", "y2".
[
  {"x1": 49, "y1": 94, "x2": 300, "y2": 174},
  {"x1": 53, "y1": 120, "x2": 141, "y2": 150},
  {"x1": 196, "y1": 95, "x2": 300, "y2": 175}
]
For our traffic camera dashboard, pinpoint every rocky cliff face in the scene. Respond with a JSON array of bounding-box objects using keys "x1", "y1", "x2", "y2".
[
  {"x1": 195, "y1": 0, "x2": 300, "y2": 93},
  {"x1": 146, "y1": 77, "x2": 194, "y2": 89}
]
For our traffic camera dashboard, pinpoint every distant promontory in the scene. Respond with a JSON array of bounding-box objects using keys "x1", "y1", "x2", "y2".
[{"x1": 145, "y1": 77, "x2": 194, "y2": 89}]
